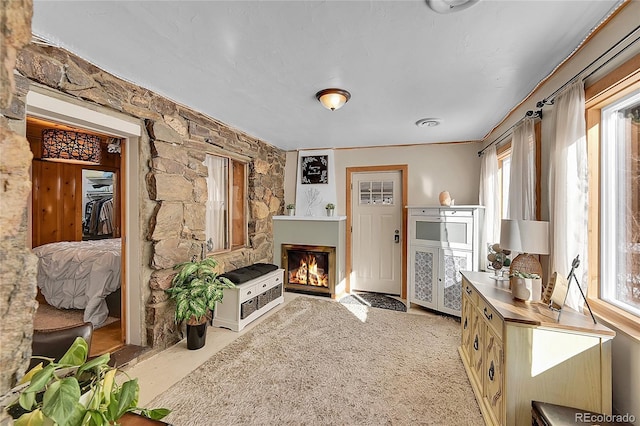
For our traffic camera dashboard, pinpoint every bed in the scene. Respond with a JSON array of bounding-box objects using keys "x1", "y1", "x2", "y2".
[{"x1": 33, "y1": 238, "x2": 121, "y2": 327}]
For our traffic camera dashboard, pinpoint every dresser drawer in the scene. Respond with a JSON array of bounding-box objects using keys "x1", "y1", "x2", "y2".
[
  {"x1": 239, "y1": 284, "x2": 258, "y2": 302},
  {"x1": 255, "y1": 272, "x2": 283, "y2": 293},
  {"x1": 478, "y1": 298, "x2": 502, "y2": 339},
  {"x1": 462, "y1": 281, "x2": 479, "y2": 306}
]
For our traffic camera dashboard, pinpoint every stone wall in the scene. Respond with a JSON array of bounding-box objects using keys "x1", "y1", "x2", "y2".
[
  {"x1": 4, "y1": 31, "x2": 285, "y2": 368},
  {"x1": 0, "y1": 0, "x2": 38, "y2": 403}
]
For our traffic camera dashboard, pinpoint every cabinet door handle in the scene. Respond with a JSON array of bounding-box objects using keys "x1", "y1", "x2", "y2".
[
  {"x1": 247, "y1": 291, "x2": 252, "y2": 296},
  {"x1": 473, "y1": 335, "x2": 478, "y2": 351},
  {"x1": 484, "y1": 307, "x2": 493, "y2": 321},
  {"x1": 488, "y1": 361, "x2": 495, "y2": 381},
  {"x1": 465, "y1": 286, "x2": 472, "y2": 295},
  {"x1": 463, "y1": 318, "x2": 468, "y2": 330}
]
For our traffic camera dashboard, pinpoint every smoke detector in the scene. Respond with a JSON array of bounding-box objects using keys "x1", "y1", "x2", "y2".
[
  {"x1": 415, "y1": 118, "x2": 441, "y2": 128},
  {"x1": 426, "y1": 0, "x2": 480, "y2": 14}
]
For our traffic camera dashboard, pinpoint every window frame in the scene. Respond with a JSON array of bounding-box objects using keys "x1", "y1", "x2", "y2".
[
  {"x1": 497, "y1": 143, "x2": 512, "y2": 221},
  {"x1": 204, "y1": 152, "x2": 248, "y2": 255},
  {"x1": 585, "y1": 53, "x2": 640, "y2": 339}
]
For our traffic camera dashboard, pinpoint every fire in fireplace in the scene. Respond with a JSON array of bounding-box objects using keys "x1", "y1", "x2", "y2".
[{"x1": 282, "y1": 244, "x2": 336, "y2": 295}]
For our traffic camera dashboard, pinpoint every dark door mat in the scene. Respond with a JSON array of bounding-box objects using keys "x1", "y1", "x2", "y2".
[{"x1": 339, "y1": 292, "x2": 406, "y2": 312}]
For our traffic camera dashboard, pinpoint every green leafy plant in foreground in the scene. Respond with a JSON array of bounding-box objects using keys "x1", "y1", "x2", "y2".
[
  {"x1": 165, "y1": 256, "x2": 235, "y2": 325},
  {"x1": 5, "y1": 338, "x2": 170, "y2": 426}
]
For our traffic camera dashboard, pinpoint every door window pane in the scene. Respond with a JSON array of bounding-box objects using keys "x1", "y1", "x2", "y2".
[{"x1": 359, "y1": 180, "x2": 394, "y2": 205}]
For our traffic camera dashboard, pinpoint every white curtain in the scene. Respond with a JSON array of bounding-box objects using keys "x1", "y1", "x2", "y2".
[
  {"x1": 479, "y1": 144, "x2": 500, "y2": 267},
  {"x1": 549, "y1": 81, "x2": 589, "y2": 311},
  {"x1": 507, "y1": 117, "x2": 536, "y2": 220},
  {"x1": 204, "y1": 155, "x2": 227, "y2": 252}
]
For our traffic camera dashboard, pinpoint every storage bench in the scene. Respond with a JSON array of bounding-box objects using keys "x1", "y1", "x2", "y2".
[{"x1": 212, "y1": 263, "x2": 284, "y2": 331}]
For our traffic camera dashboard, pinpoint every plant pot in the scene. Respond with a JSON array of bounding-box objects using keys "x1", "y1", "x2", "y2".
[
  {"x1": 186, "y1": 322, "x2": 207, "y2": 350},
  {"x1": 511, "y1": 277, "x2": 542, "y2": 302},
  {"x1": 287, "y1": 209, "x2": 295, "y2": 216},
  {"x1": 326, "y1": 208, "x2": 334, "y2": 217}
]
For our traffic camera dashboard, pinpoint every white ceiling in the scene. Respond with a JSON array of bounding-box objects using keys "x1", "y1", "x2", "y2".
[{"x1": 31, "y1": 1, "x2": 620, "y2": 151}]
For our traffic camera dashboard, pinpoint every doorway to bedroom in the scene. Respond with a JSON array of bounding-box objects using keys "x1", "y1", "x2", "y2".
[{"x1": 27, "y1": 116, "x2": 125, "y2": 356}]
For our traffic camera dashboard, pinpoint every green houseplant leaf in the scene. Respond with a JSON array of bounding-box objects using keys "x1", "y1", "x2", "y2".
[
  {"x1": 42, "y1": 377, "x2": 81, "y2": 425},
  {"x1": 165, "y1": 256, "x2": 235, "y2": 325},
  {"x1": 58, "y1": 337, "x2": 89, "y2": 367}
]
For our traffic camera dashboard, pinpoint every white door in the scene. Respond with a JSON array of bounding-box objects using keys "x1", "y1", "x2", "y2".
[
  {"x1": 351, "y1": 171, "x2": 402, "y2": 294},
  {"x1": 410, "y1": 244, "x2": 439, "y2": 310}
]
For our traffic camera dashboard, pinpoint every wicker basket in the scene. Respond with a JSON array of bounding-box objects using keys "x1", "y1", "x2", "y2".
[
  {"x1": 257, "y1": 291, "x2": 271, "y2": 309},
  {"x1": 269, "y1": 284, "x2": 282, "y2": 301},
  {"x1": 240, "y1": 297, "x2": 258, "y2": 319}
]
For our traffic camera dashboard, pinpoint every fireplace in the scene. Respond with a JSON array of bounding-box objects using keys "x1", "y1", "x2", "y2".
[{"x1": 282, "y1": 244, "x2": 336, "y2": 295}]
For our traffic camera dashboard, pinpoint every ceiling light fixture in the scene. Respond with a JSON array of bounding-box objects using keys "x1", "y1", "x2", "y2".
[
  {"x1": 426, "y1": 0, "x2": 480, "y2": 14},
  {"x1": 316, "y1": 88, "x2": 351, "y2": 111},
  {"x1": 42, "y1": 129, "x2": 102, "y2": 164},
  {"x1": 415, "y1": 118, "x2": 441, "y2": 128}
]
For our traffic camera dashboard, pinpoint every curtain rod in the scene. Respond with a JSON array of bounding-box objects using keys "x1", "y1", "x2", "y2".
[
  {"x1": 536, "y1": 24, "x2": 640, "y2": 108},
  {"x1": 478, "y1": 24, "x2": 640, "y2": 158},
  {"x1": 477, "y1": 110, "x2": 541, "y2": 157}
]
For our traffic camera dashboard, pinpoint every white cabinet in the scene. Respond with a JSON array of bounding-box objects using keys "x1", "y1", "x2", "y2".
[{"x1": 407, "y1": 206, "x2": 483, "y2": 316}]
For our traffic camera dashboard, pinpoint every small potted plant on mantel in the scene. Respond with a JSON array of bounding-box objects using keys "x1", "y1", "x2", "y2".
[
  {"x1": 325, "y1": 203, "x2": 335, "y2": 217},
  {"x1": 286, "y1": 203, "x2": 296, "y2": 216},
  {"x1": 165, "y1": 256, "x2": 235, "y2": 350}
]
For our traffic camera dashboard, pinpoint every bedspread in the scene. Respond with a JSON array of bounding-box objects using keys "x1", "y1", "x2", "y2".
[{"x1": 33, "y1": 238, "x2": 121, "y2": 327}]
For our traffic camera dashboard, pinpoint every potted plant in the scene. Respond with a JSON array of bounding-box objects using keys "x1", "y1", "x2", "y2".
[
  {"x1": 165, "y1": 257, "x2": 235, "y2": 350},
  {"x1": 325, "y1": 203, "x2": 335, "y2": 216},
  {"x1": 286, "y1": 203, "x2": 296, "y2": 216},
  {"x1": 2, "y1": 337, "x2": 170, "y2": 425},
  {"x1": 510, "y1": 271, "x2": 542, "y2": 302}
]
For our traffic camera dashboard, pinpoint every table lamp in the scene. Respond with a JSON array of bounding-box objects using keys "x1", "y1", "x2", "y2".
[{"x1": 500, "y1": 219, "x2": 550, "y2": 279}]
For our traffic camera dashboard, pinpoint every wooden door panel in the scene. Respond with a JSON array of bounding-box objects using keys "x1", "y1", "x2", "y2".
[
  {"x1": 60, "y1": 165, "x2": 79, "y2": 242},
  {"x1": 35, "y1": 161, "x2": 63, "y2": 246}
]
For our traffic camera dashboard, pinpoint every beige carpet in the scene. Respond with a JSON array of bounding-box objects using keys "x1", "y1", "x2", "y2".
[
  {"x1": 151, "y1": 296, "x2": 483, "y2": 425},
  {"x1": 34, "y1": 303, "x2": 118, "y2": 330}
]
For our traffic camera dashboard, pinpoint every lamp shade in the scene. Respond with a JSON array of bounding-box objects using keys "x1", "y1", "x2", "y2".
[
  {"x1": 42, "y1": 129, "x2": 102, "y2": 165},
  {"x1": 315, "y1": 88, "x2": 351, "y2": 111},
  {"x1": 500, "y1": 219, "x2": 549, "y2": 255}
]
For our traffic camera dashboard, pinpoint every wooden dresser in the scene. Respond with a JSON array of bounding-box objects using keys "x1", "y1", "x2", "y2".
[{"x1": 459, "y1": 271, "x2": 615, "y2": 426}]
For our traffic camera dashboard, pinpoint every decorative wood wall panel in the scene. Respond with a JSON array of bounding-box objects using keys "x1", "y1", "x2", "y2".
[{"x1": 29, "y1": 118, "x2": 121, "y2": 248}]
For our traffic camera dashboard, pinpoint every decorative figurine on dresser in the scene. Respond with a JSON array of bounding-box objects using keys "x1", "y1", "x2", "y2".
[{"x1": 406, "y1": 206, "x2": 483, "y2": 316}]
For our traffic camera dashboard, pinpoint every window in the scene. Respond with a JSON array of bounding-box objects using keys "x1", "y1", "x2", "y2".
[
  {"x1": 496, "y1": 121, "x2": 541, "y2": 222},
  {"x1": 586, "y1": 54, "x2": 640, "y2": 332},
  {"x1": 600, "y1": 90, "x2": 640, "y2": 317},
  {"x1": 497, "y1": 144, "x2": 511, "y2": 220},
  {"x1": 359, "y1": 180, "x2": 394, "y2": 205},
  {"x1": 203, "y1": 154, "x2": 247, "y2": 253}
]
